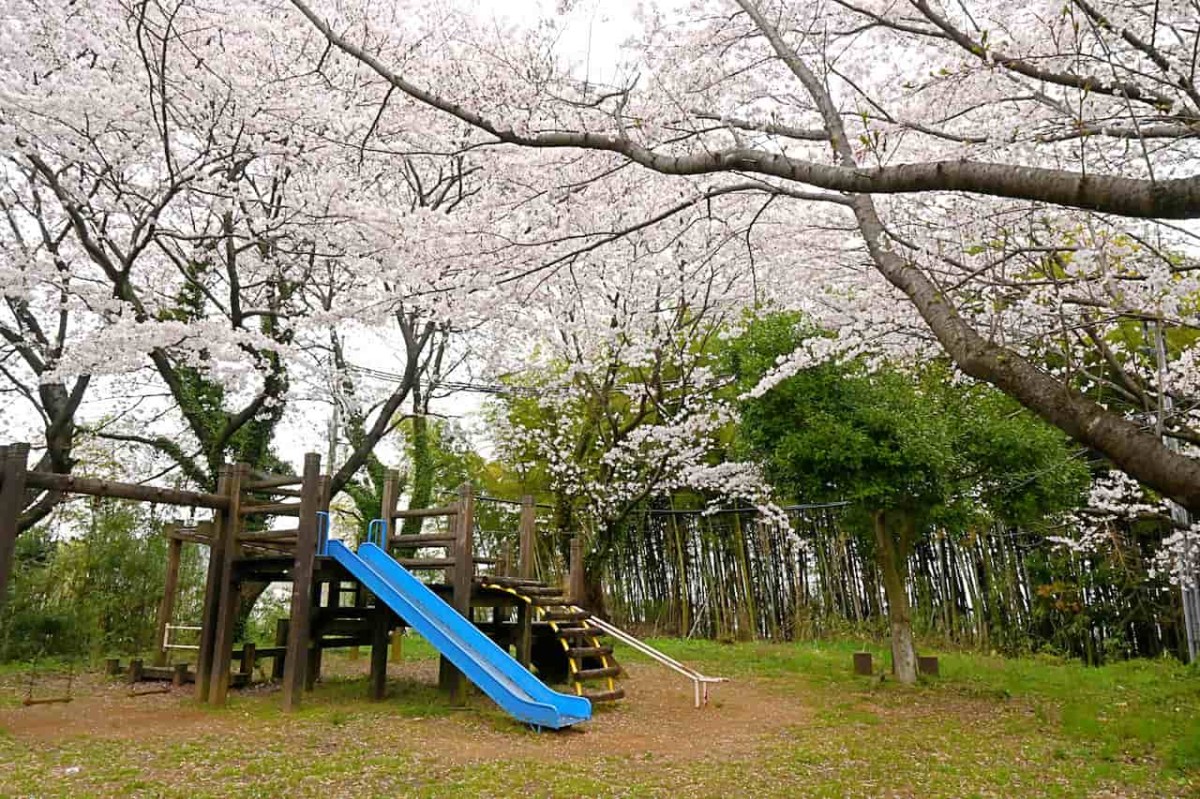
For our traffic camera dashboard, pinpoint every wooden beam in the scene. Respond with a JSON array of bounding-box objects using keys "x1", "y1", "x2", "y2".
[
  {"x1": 392, "y1": 505, "x2": 458, "y2": 519},
  {"x1": 167, "y1": 527, "x2": 213, "y2": 545},
  {"x1": 0, "y1": 443, "x2": 30, "y2": 611},
  {"x1": 153, "y1": 529, "x2": 183, "y2": 667},
  {"x1": 390, "y1": 533, "x2": 455, "y2": 547},
  {"x1": 208, "y1": 463, "x2": 246, "y2": 705},
  {"x1": 282, "y1": 453, "x2": 322, "y2": 712},
  {"x1": 23, "y1": 470, "x2": 228, "y2": 509},
  {"x1": 244, "y1": 473, "x2": 303, "y2": 489},
  {"x1": 239, "y1": 502, "x2": 301, "y2": 516},
  {"x1": 246, "y1": 486, "x2": 305, "y2": 498},
  {"x1": 238, "y1": 529, "x2": 299, "y2": 542},
  {"x1": 394, "y1": 557, "x2": 456, "y2": 569}
]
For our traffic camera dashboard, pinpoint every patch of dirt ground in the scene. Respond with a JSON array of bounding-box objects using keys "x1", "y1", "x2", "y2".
[{"x1": 0, "y1": 656, "x2": 809, "y2": 764}]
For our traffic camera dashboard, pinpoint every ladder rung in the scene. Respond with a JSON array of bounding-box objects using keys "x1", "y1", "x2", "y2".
[
  {"x1": 567, "y1": 646, "x2": 613, "y2": 658},
  {"x1": 557, "y1": 627, "x2": 603, "y2": 640},
  {"x1": 391, "y1": 533, "x2": 456, "y2": 547},
  {"x1": 240, "y1": 502, "x2": 301, "y2": 516},
  {"x1": 543, "y1": 610, "x2": 589, "y2": 622},
  {"x1": 582, "y1": 688, "x2": 625, "y2": 702},
  {"x1": 395, "y1": 557, "x2": 456, "y2": 569},
  {"x1": 574, "y1": 666, "x2": 621, "y2": 680},
  {"x1": 239, "y1": 529, "x2": 299, "y2": 541}
]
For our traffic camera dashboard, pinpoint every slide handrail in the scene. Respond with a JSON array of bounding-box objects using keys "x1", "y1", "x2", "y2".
[
  {"x1": 317, "y1": 511, "x2": 332, "y2": 555},
  {"x1": 365, "y1": 517, "x2": 387, "y2": 549}
]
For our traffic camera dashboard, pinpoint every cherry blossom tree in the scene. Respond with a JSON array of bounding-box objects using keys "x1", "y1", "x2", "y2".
[
  {"x1": 286, "y1": 0, "x2": 1200, "y2": 516},
  {"x1": 0, "y1": 0, "x2": 466, "y2": 532},
  {"x1": 487, "y1": 232, "x2": 782, "y2": 607}
]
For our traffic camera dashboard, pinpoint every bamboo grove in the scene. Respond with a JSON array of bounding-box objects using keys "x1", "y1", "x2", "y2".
[{"x1": 599, "y1": 504, "x2": 1187, "y2": 665}]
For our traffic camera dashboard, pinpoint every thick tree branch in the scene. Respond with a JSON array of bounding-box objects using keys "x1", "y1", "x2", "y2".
[
  {"x1": 737, "y1": 0, "x2": 1200, "y2": 513},
  {"x1": 287, "y1": 0, "x2": 1200, "y2": 219}
]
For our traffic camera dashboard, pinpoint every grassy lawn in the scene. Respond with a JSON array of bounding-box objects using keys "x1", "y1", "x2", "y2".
[{"x1": 0, "y1": 637, "x2": 1196, "y2": 798}]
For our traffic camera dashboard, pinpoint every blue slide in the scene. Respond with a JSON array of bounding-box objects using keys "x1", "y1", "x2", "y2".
[{"x1": 324, "y1": 539, "x2": 592, "y2": 729}]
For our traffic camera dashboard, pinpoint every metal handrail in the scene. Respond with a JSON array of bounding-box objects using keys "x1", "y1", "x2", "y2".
[
  {"x1": 317, "y1": 511, "x2": 332, "y2": 554},
  {"x1": 579, "y1": 612, "x2": 727, "y2": 708},
  {"x1": 365, "y1": 517, "x2": 388, "y2": 549}
]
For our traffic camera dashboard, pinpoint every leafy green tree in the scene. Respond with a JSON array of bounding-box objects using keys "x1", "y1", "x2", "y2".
[
  {"x1": 1, "y1": 499, "x2": 204, "y2": 661},
  {"x1": 730, "y1": 313, "x2": 1088, "y2": 682}
]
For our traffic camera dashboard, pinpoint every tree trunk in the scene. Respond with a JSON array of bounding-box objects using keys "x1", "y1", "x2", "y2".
[{"x1": 873, "y1": 510, "x2": 918, "y2": 684}]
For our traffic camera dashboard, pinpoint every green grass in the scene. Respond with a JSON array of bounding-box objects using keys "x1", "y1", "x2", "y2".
[{"x1": 0, "y1": 638, "x2": 1196, "y2": 798}]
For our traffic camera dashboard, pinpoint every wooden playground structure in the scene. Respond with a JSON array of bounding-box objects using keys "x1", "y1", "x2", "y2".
[{"x1": 0, "y1": 443, "x2": 628, "y2": 711}]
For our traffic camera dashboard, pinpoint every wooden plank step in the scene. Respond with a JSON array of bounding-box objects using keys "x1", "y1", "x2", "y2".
[
  {"x1": 542, "y1": 610, "x2": 589, "y2": 622},
  {"x1": 528, "y1": 596, "x2": 568, "y2": 606},
  {"x1": 567, "y1": 646, "x2": 613, "y2": 658},
  {"x1": 574, "y1": 666, "x2": 621, "y2": 680},
  {"x1": 556, "y1": 627, "x2": 604, "y2": 640},
  {"x1": 582, "y1": 688, "x2": 625, "y2": 702},
  {"x1": 391, "y1": 533, "x2": 456, "y2": 547}
]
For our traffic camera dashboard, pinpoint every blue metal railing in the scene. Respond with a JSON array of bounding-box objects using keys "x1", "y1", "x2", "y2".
[
  {"x1": 365, "y1": 518, "x2": 388, "y2": 550},
  {"x1": 316, "y1": 511, "x2": 331, "y2": 555}
]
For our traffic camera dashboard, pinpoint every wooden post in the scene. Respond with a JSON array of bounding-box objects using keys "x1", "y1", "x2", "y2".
[
  {"x1": 390, "y1": 629, "x2": 404, "y2": 663},
  {"x1": 208, "y1": 463, "x2": 246, "y2": 705},
  {"x1": 305, "y1": 643, "x2": 322, "y2": 692},
  {"x1": 0, "y1": 443, "x2": 30, "y2": 611},
  {"x1": 272, "y1": 618, "x2": 289, "y2": 681},
  {"x1": 104, "y1": 658, "x2": 120, "y2": 676},
  {"x1": 368, "y1": 605, "x2": 390, "y2": 700},
  {"x1": 498, "y1": 542, "x2": 512, "y2": 578},
  {"x1": 453, "y1": 483, "x2": 474, "y2": 617},
  {"x1": 445, "y1": 483, "x2": 474, "y2": 703},
  {"x1": 853, "y1": 652, "x2": 873, "y2": 676},
  {"x1": 282, "y1": 454, "x2": 322, "y2": 712},
  {"x1": 569, "y1": 536, "x2": 585, "y2": 607},
  {"x1": 127, "y1": 658, "x2": 144, "y2": 684},
  {"x1": 153, "y1": 526, "x2": 183, "y2": 667},
  {"x1": 239, "y1": 642, "x2": 257, "y2": 676},
  {"x1": 518, "y1": 495, "x2": 535, "y2": 579},
  {"x1": 195, "y1": 467, "x2": 232, "y2": 702},
  {"x1": 516, "y1": 490, "x2": 536, "y2": 668},
  {"x1": 491, "y1": 604, "x2": 506, "y2": 646},
  {"x1": 172, "y1": 662, "x2": 189, "y2": 687},
  {"x1": 380, "y1": 469, "x2": 399, "y2": 551},
  {"x1": 516, "y1": 603, "x2": 532, "y2": 669}
]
